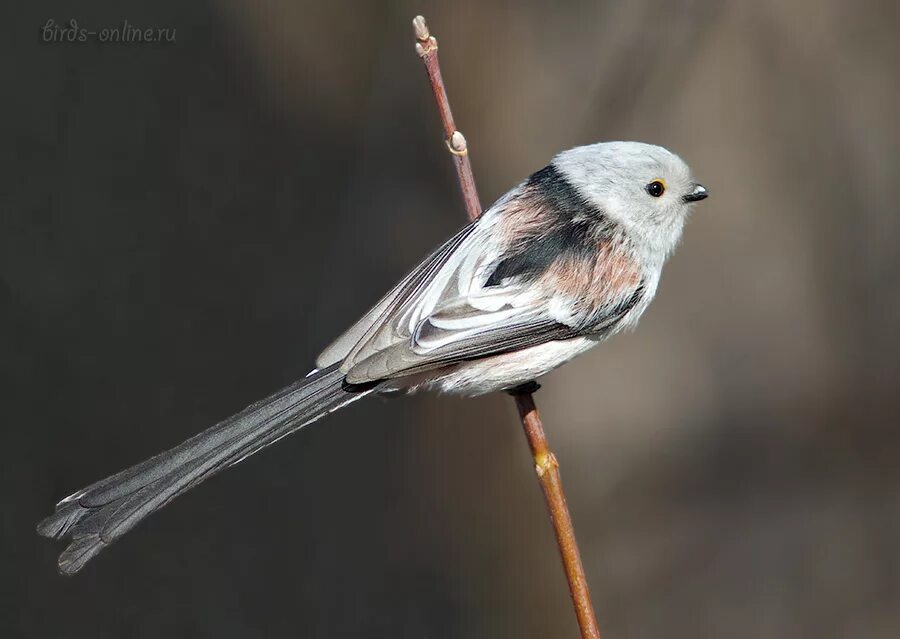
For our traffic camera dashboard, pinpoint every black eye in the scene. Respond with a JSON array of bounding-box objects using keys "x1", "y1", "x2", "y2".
[{"x1": 646, "y1": 180, "x2": 666, "y2": 197}]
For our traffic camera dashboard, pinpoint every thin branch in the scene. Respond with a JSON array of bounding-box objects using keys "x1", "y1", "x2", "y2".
[
  {"x1": 412, "y1": 18, "x2": 481, "y2": 222},
  {"x1": 412, "y1": 16, "x2": 602, "y2": 639},
  {"x1": 512, "y1": 391, "x2": 600, "y2": 638}
]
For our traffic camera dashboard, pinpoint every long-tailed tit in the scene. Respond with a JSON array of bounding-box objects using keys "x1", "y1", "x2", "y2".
[{"x1": 38, "y1": 141, "x2": 708, "y2": 574}]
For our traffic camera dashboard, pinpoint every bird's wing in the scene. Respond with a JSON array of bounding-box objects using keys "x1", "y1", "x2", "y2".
[
  {"x1": 343, "y1": 277, "x2": 644, "y2": 383},
  {"x1": 343, "y1": 299, "x2": 576, "y2": 382},
  {"x1": 315, "y1": 221, "x2": 480, "y2": 368},
  {"x1": 327, "y1": 212, "x2": 645, "y2": 384},
  {"x1": 337, "y1": 210, "x2": 525, "y2": 375}
]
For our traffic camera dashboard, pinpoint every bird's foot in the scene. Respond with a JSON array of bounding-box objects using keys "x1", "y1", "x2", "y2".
[{"x1": 505, "y1": 380, "x2": 541, "y2": 396}]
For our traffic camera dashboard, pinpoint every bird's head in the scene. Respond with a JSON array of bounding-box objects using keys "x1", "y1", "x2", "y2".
[{"x1": 553, "y1": 141, "x2": 708, "y2": 258}]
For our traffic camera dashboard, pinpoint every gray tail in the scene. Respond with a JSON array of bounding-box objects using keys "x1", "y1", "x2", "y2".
[{"x1": 37, "y1": 364, "x2": 373, "y2": 575}]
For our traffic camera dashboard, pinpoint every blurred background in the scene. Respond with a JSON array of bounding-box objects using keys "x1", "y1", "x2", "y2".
[{"x1": 3, "y1": 0, "x2": 899, "y2": 637}]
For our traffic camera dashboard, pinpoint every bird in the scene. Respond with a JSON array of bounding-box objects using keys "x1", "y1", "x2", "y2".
[{"x1": 37, "y1": 140, "x2": 708, "y2": 574}]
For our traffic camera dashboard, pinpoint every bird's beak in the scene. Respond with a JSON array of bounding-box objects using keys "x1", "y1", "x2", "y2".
[{"x1": 682, "y1": 183, "x2": 709, "y2": 203}]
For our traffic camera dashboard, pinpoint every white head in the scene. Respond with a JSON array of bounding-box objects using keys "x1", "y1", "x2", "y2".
[{"x1": 552, "y1": 141, "x2": 708, "y2": 259}]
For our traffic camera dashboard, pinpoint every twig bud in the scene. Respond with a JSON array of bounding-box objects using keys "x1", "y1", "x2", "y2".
[
  {"x1": 415, "y1": 36, "x2": 438, "y2": 57},
  {"x1": 412, "y1": 16, "x2": 430, "y2": 42},
  {"x1": 448, "y1": 130, "x2": 468, "y2": 155}
]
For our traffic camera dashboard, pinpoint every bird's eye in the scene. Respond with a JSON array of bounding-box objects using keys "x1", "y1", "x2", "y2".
[{"x1": 646, "y1": 180, "x2": 666, "y2": 197}]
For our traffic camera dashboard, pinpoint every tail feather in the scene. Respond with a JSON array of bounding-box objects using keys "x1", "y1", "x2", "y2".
[{"x1": 37, "y1": 364, "x2": 376, "y2": 575}]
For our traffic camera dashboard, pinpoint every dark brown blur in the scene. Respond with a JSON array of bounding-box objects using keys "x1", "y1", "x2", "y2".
[{"x1": 3, "y1": 1, "x2": 898, "y2": 637}]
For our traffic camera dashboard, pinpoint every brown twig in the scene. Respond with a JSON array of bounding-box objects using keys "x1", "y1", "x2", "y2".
[
  {"x1": 412, "y1": 18, "x2": 482, "y2": 222},
  {"x1": 412, "y1": 16, "x2": 602, "y2": 639}
]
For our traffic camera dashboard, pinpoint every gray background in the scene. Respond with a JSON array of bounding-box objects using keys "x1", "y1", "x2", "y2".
[{"x1": 3, "y1": 0, "x2": 898, "y2": 637}]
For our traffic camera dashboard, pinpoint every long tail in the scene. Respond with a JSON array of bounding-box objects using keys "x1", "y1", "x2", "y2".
[{"x1": 37, "y1": 364, "x2": 376, "y2": 575}]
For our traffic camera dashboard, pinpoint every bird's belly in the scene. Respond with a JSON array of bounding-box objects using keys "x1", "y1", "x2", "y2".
[{"x1": 423, "y1": 336, "x2": 600, "y2": 396}]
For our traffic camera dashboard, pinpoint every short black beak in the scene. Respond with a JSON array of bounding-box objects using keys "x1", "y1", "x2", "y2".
[{"x1": 683, "y1": 183, "x2": 709, "y2": 203}]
